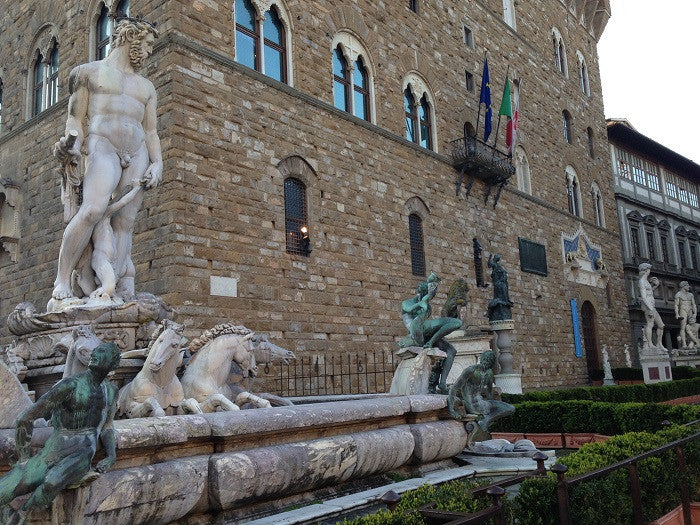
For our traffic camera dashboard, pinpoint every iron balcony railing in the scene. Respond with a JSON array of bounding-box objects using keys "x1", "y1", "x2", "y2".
[{"x1": 450, "y1": 136, "x2": 515, "y2": 182}]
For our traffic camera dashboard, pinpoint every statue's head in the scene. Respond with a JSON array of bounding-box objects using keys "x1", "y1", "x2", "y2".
[
  {"x1": 88, "y1": 342, "x2": 122, "y2": 374},
  {"x1": 113, "y1": 17, "x2": 159, "y2": 68},
  {"x1": 479, "y1": 350, "x2": 496, "y2": 369},
  {"x1": 680, "y1": 281, "x2": 690, "y2": 290},
  {"x1": 638, "y1": 262, "x2": 652, "y2": 274}
]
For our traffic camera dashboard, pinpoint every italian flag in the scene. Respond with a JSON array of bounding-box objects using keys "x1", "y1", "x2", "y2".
[{"x1": 499, "y1": 76, "x2": 518, "y2": 155}]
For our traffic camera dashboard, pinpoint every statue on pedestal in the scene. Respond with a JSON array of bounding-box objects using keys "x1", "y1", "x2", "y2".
[
  {"x1": 399, "y1": 273, "x2": 461, "y2": 393},
  {"x1": 48, "y1": 18, "x2": 162, "y2": 312},
  {"x1": 675, "y1": 281, "x2": 697, "y2": 349},
  {"x1": 638, "y1": 263, "x2": 666, "y2": 352},
  {"x1": 487, "y1": 254, "x2": 513, "y2": 322},
  {"x1": 0, "y1": 343, "x2": 120, "y2": 515}
]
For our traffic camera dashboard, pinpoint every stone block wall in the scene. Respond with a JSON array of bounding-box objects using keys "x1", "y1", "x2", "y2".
[{"x1": 0, "y1": 0, "x2": 630, "y2": 390}]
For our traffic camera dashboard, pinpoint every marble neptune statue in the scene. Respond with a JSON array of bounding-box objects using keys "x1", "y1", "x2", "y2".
[{"x1": 49, "y1": 18, "x2": 161, "y2": 311}]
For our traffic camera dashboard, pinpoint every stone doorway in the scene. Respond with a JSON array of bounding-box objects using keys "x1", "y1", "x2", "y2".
[{"x1": 581, "y1": 301, "x2": 601, "y2": 375}]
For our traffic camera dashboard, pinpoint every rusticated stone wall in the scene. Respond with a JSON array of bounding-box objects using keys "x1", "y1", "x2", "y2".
[{"x1": 0, "y1": 0, "x2": 630, "y2": 390}]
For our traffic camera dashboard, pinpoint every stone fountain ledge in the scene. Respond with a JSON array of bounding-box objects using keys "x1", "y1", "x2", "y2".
[{"x1": 0, "y1": 396, "x2": 472, "y2": 525}]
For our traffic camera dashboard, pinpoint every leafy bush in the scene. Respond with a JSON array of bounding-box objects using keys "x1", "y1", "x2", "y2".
[
  {"x1": 611, "y1": 367, "x2": 644, "y2": 381},
  {"x1": 502, "y1": 378, "x2": 700, "y2": 404},
  {"x1": 339, "y1": 479, "x2": 514, "y2": 525},
  {"x1": 587, "y1": 368, "x2": 604, "y2": 381},
  {"x1": 514, "y1": 425, "x2": 700, "y2": 524},
  {"x1": 490, "y1": 401, "x2": 700, "y2": 434},
  {"x1": 672, "y1": 366, "x2": 700, "y2": 380}
]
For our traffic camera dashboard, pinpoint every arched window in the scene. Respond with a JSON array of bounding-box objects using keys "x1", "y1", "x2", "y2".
[
  {"x1": 235, "y1": 0, "x2": 290, "y2": 84},
  {"x1": 552, "y1": 28, "x2": 567, "y2": 76},
  {"x1": 403, "y1": 74, "x2": 436, "y2": 151},
  {"x1": 503, "y1": 0, "x2": 516, "y2": 29},
  {"x1": 235, "y1": 0, "x2": 259, "y2": 70},
  {"x1": 566, "y1": 166, "x2": 582, "y2": 218},
  {"x1": 96, "y1": 4, "x2": 111, "y2": 59},
  {"x1": 562, "y1": 110, "x2": 573, "y2": 144},
  {"x1": 32, "y1": 52, "x2": 45, "y2": 117},
  {"x1": 116, "y1": 0, "x2": 130, "y2": 18},
  {"x1": 353, "y1": 56, "x2": 369, "y2": 121},
  {"x1": 404, "y1": 87, "x2": 417, "y2": 143},
  {"x1": 577, "y1": 51, "x2": 590, "y2": 96},
  {"x1": 587, "y1": 127, "x2": 594, "y2": 158},
  {"x1": 408, "y1": 213, "x2": 426, "y2": 276},
  {"x1": 284, "y1": 177, "x2": 309, "y2": 256},
  {"x1": 514, "y1": 146, "x2": 531, "y2": 194},
  {"x1": 263, "y1": 6, "x2": 286, "y2": 82},
  {"x1": 333, "y1": 46, "x2": 350, "y2": 112},
  {"x1": 408, "y1": 0, "x2": 418, "y2": 13},
  {"x1": 47, "y1": 43, "x2": 59, "y2": 108},
  {"x1": 591, "y1": 182, "x2": 605, "y2": 227},
  {"x1": 419, "y1": 95, "x2": 432, "y2": 150}
]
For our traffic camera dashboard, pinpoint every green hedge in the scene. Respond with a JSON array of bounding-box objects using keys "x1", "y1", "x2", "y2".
[
  {"x1": 672, "y1": 366, "x2": 700, "y2": 380},
  {"x1": 490, "y1": 401, "x2": 700, "y2": 435},
  {"x1": 502, "y1": 378, "x2": 700, "y2": 404},
  {"x1": 611, "y1": 367, "x2": 644, "y2": 381},
  {"x1": 514, "y1": 425, "x2": 700, "y2": 524},
  {"x1": 339, "y1": 479, "x2": 514, "y2": 525}
]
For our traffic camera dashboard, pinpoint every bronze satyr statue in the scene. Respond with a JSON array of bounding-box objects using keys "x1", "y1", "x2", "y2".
[
  {"x1": 399, "y1": 273, "x2": 462, "y2": 394},
  {"x1": 0, "y1": 343, "x2": 121, "y2": 514},
  {"x1": 447, "y1": 351, "x2": 514, "y2": 432}
]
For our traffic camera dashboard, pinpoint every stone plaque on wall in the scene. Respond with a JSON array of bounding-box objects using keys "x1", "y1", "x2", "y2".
[{"x1": 518, "y1": 238, "x2": 548, "y2": 276}]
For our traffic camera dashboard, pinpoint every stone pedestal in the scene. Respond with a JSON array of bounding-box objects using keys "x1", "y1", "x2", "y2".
[
  {"x1": 389, "y1": 346, "x2": 446, "y2": 395},
  {"x1": 640, "y1": 350, "x2": 673, "y2": 384},
  {"x1": 443, "y1": 329, "x2": 493, "y2": 385},
  {"x1": 671, "y1": 348, "x2": 700, "y2": 369},
  {"x1": 490, "y1": 319, "x2": 522, "y2": 394}
]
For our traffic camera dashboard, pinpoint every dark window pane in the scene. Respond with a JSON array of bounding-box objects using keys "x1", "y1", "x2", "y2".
[
  {"x1": 405, "y1": 88, "x2": 417, "y2": 143},
  {"x1": 334, "y1": 81, "x2": 349, "y2": 111},
  {"x1": 332, "y1": 48, "x2": 346, "y2": 78},
  {"x1": 263, "y1": 8, "x2": 283, "y2": 45},
  {"x1": 97, "y1": 4, "x2": 111, "y2": 59},
  {"x1": 264, "y1": 46, "x2": 284, "y2": 81},
  {"x1": 353, "y1": 59, "x2": 366, "y2": 90},
  {"x1": 420, "y1": 96, "x2": 432, "y2": 149},
  {"x1": 236, "y1": 31, "x2": 257, "y2": 69},
  {"x1": 679, "y1": 241, "x2": 687, "y2": 268},
  {"x1": 48, "y1": 46, "x2": 59, "y2": 107},
  {"x1": 284, "y1": 178, "x2": 309, "y2": 256},
  {"x1": 333, "y1": 48, "x2": 349, "y2": 112},
  {"x1": 409, "y1": 213, "x2": 426, "y2": 276},
  {"x1": 353, "y1": 58, "x2": 369, "y2": 121},
  {"x1": 33, "y1": 55, "x2": 44, "y2": 116},
  {"x1": 235, "y1": 0, "x2": 256, "y2": 30},
  {"x1": 646, "y1": 231, "x2": 656, "y2": 261},
  {"x1": 116, "y1": 0, "x2": 130, "y2": 17}
]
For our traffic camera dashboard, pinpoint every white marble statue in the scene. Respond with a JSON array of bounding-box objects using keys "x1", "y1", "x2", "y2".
[
  {"x1": 638, "y1": 263, "x2": 666, "y2": 352},
  {"x1": 623, "y1": 343, "x2": 632, "y2": 368},
  {"x1": 675, "y1": 281, "x2": 697, "y2": 348},
  {"x1": 49, "y1": 18, "x2": 162, "y2": 312},
  {"x1": 601, "y1": 344, "x2": 614, "y2": 384}
]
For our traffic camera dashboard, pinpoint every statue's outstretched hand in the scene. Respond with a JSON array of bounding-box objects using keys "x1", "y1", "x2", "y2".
[{"x1": 142, "y1": 162, "x2": 163, "y2": 189}]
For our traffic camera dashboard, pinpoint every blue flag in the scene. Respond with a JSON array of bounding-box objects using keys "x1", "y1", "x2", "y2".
[{"x1": 479, "y1": 58, "x2": 492, "y2": 142}]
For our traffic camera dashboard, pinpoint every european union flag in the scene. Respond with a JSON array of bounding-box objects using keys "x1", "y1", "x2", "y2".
[{"x1": 480, "y1": 58, "x2": 492, "y2": 142}]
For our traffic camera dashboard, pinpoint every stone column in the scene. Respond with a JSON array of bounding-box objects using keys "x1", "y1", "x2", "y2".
[{"x1": 491, "y1": 319, "x2": 522, "y2": 394}]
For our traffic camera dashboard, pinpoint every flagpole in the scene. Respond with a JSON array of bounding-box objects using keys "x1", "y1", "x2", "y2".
[
  {"x1": 492, "y1": 64, "x2": 509, "y2": 152},
  {"x1": 474, "y1": 49, "x2": 487, "y2": 140}
]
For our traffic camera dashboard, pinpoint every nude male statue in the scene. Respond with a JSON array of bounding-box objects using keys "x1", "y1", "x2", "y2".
[
  {"x1": 675, "y1": 281, "x2": 697, "y2": 348},
  {"x1": 638, "y1": 263, "x2": 665, "y2": 350},
  {"x1": 0, "y1": 343, "x2": 120, "y2": 514},
  {"x1": 50, "y1": 18, "x2": 161, "y2": 311}
]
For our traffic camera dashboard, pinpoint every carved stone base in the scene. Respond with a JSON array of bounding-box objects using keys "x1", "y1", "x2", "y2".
[
  {"x1": 494, "y1": 372, "x2": 522, "y2": 394},
  {"x1": 443, "y1": 330, "x2": 493, "y2": 385},
  {"x1": 640, "y1": 352, "x2": 673, "y2": 384},
  {"x1": 389, "y1": 346, "x2": 446, "y2": 395}
]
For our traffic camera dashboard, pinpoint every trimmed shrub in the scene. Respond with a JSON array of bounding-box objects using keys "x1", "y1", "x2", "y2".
[
  {"x1": 587, "y1": 368, "x2": 604, "y2": 381},
  {"x1": 611, "y1": 367, "x2": 643, "y2": 381},
  {"x1": 490, "y1": 401, "x2": 700, "y2": 435},
  {"x1": 514, "y1": 425, "x2": 700, "y2": 525},
  {"x1": 502, "y1": 378, "x2": 700, "y2": 404},
  {"x1": 672, "y1": 366, "x2": 700, "y2": 380}
]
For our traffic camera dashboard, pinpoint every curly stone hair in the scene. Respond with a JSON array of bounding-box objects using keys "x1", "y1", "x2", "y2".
[
  {"x1": 113, "y1": 18, "x2": 159, "y2": 48},
  {"x1": 187, "y1": 323, "x2": 253, "y2": 353},
  {"x1": 146, "y1": 319, "x2": 184, "y2": 355}
]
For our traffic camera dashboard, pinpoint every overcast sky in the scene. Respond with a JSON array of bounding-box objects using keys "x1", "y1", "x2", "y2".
[{"x1": 597, "y1": 0, "x2": 700, "y2": 165}]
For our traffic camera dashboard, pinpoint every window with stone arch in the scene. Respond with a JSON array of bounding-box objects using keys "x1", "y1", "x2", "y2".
[
  {"x1": 28, "y1": 29, "x2": 60, "y2": 119},
  {"x1": 514, "y1": 146, "x2": 531, "y2": 194},
  {"x1": 551, "y1": 28, "x2": 568, "y2": 77},
  {"x1": 562, "y1": 110, "x2": 573, "y2": 144},
  {"x1": 91, "y1": 0, "x2": 130, "y2": 61},
  {"x1": 566, "y1": 166, "x2": 582, "y2": 218},
  {"x1": 576, "y1": 51, "x2": 590, "y2": 96},
  {"x1": 403, "y1": 73, "x2": 437, "y2": 152},
  {"x1": 405, "y1": 197, "x2": 429, "y2": 277},
  {"x1": 502, "y1": 0, "x2": 516, "y2": 29},
  {"x1": 234, "y1": 0, "x2": 292, "y2": 85},
  {"x1": 331, "y1": 32, "x2": 375, "y2": 123},
  {"x1": 591, "y1": 182, "x2": 605, "y2": 228},
  {"x1": 278, "y1": 155, "x2": 316, "y2": 256}
]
